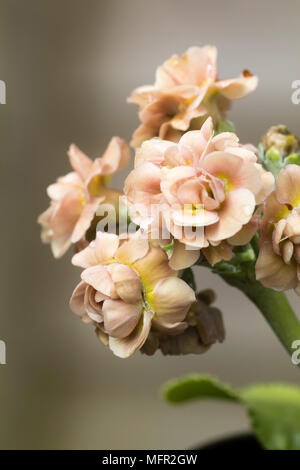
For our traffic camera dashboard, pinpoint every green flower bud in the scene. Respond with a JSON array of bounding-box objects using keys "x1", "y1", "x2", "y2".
[{"x1": 259, "y1": 125, "x2": 300, "y2": 177}]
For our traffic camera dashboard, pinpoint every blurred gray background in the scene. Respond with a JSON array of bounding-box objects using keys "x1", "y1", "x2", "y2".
[{"x1": 1, "y1": 0, "x2": 300, "y2": 449}]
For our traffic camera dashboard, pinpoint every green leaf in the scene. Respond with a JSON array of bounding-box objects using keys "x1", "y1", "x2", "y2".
[
  {"x1": 178, "y1": 267, "x2": 196, "y2": 291},
  {"x1": 240, "y1": 384, "x2": 300, "y2": 450},
  {"x1": 163, "y1": 374, "x2": 239, "y2": 404},
  {"x1": 163, "y1": 374, "x2": 300, "y2": 450}
]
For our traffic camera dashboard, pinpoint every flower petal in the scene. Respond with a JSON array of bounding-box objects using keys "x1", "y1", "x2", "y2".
[
  {"x1": 256, "y1": 242, "x2": 298, "y2": 290},
  {"x1": 69, "y1": 281, "x2": 92, "y2": 323},
  {"x1": 102, "y1": 299, "x2": 142, "y2": 338},
  {"x1": 179, "y1": 117, "x2": 213, "y2": 159},
  {"x1": 152, "y1": 277, "x2": 196, "y2": 327},
  {"x1": 276, "y1": 164, "x2": 300, "y2": 207},
  {"x1": 202, "y1": 151, "x2": 262, "y2": 195},
  {"x1": 71, "y1": 198, "x2": 103, "y2": 243},
  {"x1": 215, "y1": 72, "x2": 258, "y2": 99},
  {"x1": 202, "y1": 241, "x2": 233, "y2": 266},
  {"x1": 169, "y1": 240, "x2": 200, "y2": 270},
  {"x1": 72, "y1": 232, "x2": 119, "y2": 268},
  {"x1": 206, "y1": 188, "x2": 255, "y2": 242},
  {"x1": 115, "y1": 238, "x2": 149, "y2": 265},
  {"x1": 107, "y1": 263, "x2": 142, "y2": 303},
  {"x1": 81, "y1": 265, "x2": 118, "y2": 298},
  {"x1": 109, "y1": 309, "x2": 153, "y2": 358},
  {"x1": 68, "y1": 144, "x2": 93, "y2": 181}
]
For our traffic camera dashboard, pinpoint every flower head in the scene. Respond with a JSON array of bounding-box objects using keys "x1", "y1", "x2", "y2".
[
  {"x1": 128, "y1": 45, "x2": 258, "y2": 147},
  {"x1": 69, "y1": 232, "x2": 196, "y2": 358},
  {"x1": 256, "y1": 164, "x2": 300, "y2": 293},
  {"x1": 124, "y1": 118, "x2": 274, "y2": 266},
  {"x1": 38, "y1": 137, "x2": 130, "y2": 257}
]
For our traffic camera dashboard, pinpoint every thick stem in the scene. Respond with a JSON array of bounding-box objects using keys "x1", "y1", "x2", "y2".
[{"x1": 221, "y1": 276, "x2": 300, "y2": 366}]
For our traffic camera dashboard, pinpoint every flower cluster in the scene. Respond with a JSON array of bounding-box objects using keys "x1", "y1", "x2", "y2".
[
  {"x1": 128, "y1": 45, "x2": 258, "y2": 147},
  {"x1": 38, "y1": 44, "x2": 300, "y2": 359}
]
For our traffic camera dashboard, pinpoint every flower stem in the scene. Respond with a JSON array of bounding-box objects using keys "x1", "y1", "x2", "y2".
[{"x1": 220, "y1": 276, "x2": 300, "y2": 366}]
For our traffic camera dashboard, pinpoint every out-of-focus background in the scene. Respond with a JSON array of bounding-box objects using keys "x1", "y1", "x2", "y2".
[{"x1": 1, "y1": 0, "x2": 300, "y2": 449}]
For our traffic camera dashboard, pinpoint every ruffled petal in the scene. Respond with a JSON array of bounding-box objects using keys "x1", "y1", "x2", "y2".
[
  {"x1": 102, "y1": 299, "x2": 142, "y2": 338},
  {"x1": 109, "y1": 310, "x2": 153, "y2": 358},
  {"x1": 68, "y1": 144, "x2": 93, "y2": 181},
  {"x1": 206, "y1": 188, "x2": 255, "y2": 242},
  {"x1": 72, "y1": 232, "x2": 119, "y2": 268}
]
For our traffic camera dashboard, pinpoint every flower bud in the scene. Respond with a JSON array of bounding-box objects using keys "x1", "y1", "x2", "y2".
[{"x1": 259, "y1": 125, "x2": 300, "y2": 176}]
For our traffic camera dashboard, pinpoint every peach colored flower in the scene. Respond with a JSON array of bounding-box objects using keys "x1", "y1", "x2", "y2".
[
  {"x1": 128, "y1": 45, "x2": 258, "y2": 147},
  {"x1": 256, "y1": 164, "x2": 300, "y2": 293},
  {"x1": 124, "y1": 118, "x2": 274, "y2": 268},
  {"x1": 69, "y1": 232, "x2": 196, "y2": 358},
  {"x1": 38, "y1": 137, "x2": 130, "y2": 258}
]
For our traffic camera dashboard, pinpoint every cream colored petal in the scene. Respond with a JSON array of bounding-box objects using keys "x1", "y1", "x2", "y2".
[
  {"x1": 134, "y1": 138, "x2": 174, "y2": 168},
  {"x1": 71, "y1": 198, "x2": 103, "y2": 243},
  {"x1": 160, "y1": 166, "x2": 196, "y2": 205},
  {"x1": 115, "y1": 238, "x2": 149, "y2": 265},
  {"x1": 109, "y1": 310, "x2": 153, "y2": 358},
  {"x1": 215, "y1": 73, "x2": 258, "y2": 99},
  {"x1": 47, "y1": 176, "x2": 80, "y2": 201},
  {"x1": 256, "y1": 242, "x2": 297, "y2": 290},
  {"x1": 202, "y1": 151, "x2": 262, "y2": 195},
  {"x1": 206, "y1": 188, "x2": 255, "y2": 242},
  {"x1": 50, "y1": 235, "x2": 72, "y2": 258},
  {"x1": 84, "y1": 291, "x2": 103, "y2": 323},
  {"x1": 72, "y1": 232, "x2": 119, "y2": 268},
  {"x1": 127, "y1": 85, "x2": 157, "y2": 106},
  {"x1": 179, "y1": 117, "x2": 213, "y2": 160},
  {"x1": 260, "y1": 191, "x2": 290, "y2": 243},
  {"x1": 276, "y1": 164, "x2": 300, "y2": 207},
  {"x1": 133, "y1": 245, "x2": 175, "y2": 290},
  {"x1": 169, "y1": 240, "x2": 200, "y2": 270},
  {"x1": 69, "y1": 281, "x2": 88, "y2": 318},
  {"x1": 124, "y1": 162, "x2": 162, "y2": 204},
  {"x1": 228, "y1": 216, "x2": 259, "y2": 246},
  {"x1": 103, "y1": 299, "x2": 142, "y2": 338},
  {"x1": 68, "y1": 144, "x2": 93, "y2": 181},
  {"x1": 51, "y1": 191, "x2": 82, "y2": 238},
  {"x1": 81, "y1": 265, "x2": 118, "y2": 298},
  {"x1": 107, "y1": 263, "x2": 142, "y2": 303},
  {"x1": 170, "y1": 207, "x2": 219, "y2": 227},
  {"x1": 255, "y1": 166, "x2": 274, "y2": 204},
  {"x1": 152, "y1": 277, "x2": 196, "y2": 326}
]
